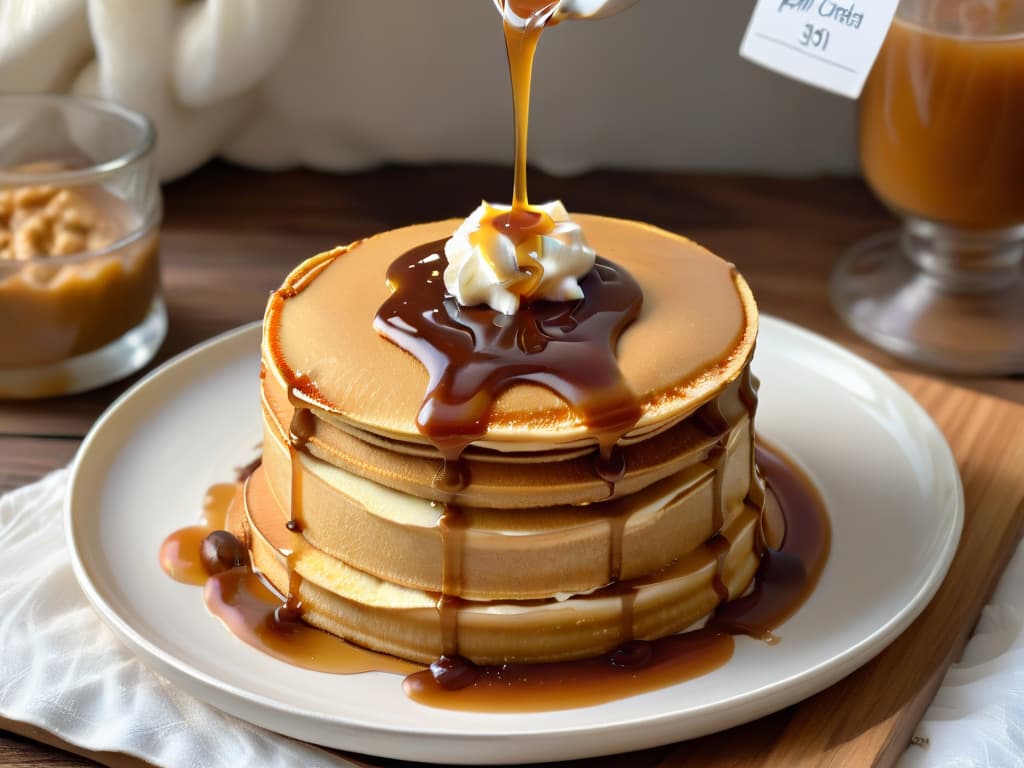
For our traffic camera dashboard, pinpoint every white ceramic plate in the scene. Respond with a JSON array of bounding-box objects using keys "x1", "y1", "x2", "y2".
[{"x1": 66, "y1": 317, "x2": 963, "y2": 764}]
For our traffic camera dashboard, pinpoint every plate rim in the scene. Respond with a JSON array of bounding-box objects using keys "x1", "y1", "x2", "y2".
[{"x1": 64, "y1": 315, "x2": 965, "y2": 761}]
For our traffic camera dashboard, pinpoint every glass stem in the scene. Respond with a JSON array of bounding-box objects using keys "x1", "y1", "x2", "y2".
[{"x1": 900, "y1": 218, "x2": 1024, "y2": 293}]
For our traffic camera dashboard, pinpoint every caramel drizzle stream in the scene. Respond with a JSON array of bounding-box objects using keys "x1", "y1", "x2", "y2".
[
  {"x1": 437, "y1": 503, "x2": 467, "y2": 657},
  {"x1": 504, "y1": 0, "x2": 558, "y2": 210},
  {"x1": 473, "y1": 0, "x2": 562, "y2": 301},
  {"x1": 740, "y1": 367, "x2": 767, "y2": 515},
  {"x1": 282, "y1": 383, "x2": 320, "y2": 619},
  {"x1": 706, "y1": 441, "x2": 731, "y2": 603}
]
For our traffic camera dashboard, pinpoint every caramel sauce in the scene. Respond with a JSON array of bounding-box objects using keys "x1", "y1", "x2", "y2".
[
  {"x1": 403, "y1": 441, "x2": 829, "y2": 712},
  {"x1": 160, "y1": 441, "x2": 828, "y2": 712},
  {"x1": 372, "y1": 234, "x2": 643, "y2": 651},
  {"x1": 203, "y1": 568, "x2": 417, "y2": 676},
  {"x1": 235, "y1": 456, "x2": 263, "y2": 483},
  {"x1": 159, "y1": 465, "x2": 418, "y2": 676},
  {"x1": 705, "y1": 444, "x2": 830, "y2": 644},
  {"x1": 471, "y1": 206, "x2": 555, "y2": 301},
  {"x1": 503, "y1": 0, "x2": 557, "y2": 212},
  {"x1": 740, "y1": 369, "x2": 767, "y2": 514},
  {"x1": 488, "y1": 206, "x2": 553, "y2": 245},
  {"x1": 464, "y1": 0, "x2": 562, "y2": 301},
  {"x1": 707, "y1": 441, "x2": 727, "y2": 533},
  {"x1": 606, "y1": 505, "x2": 630, "y2": 583},
  {"x1": 438, "y1": 504, "x2": 466, "y2": 595},
  {"x1": 706, "y1": 533, "x2": 731, "y2": 603},
  {"x1": 437, "y1": 503, "x2": 467, "y2": 656},
  {"x1": 704, "y1": 437, "x2": 733, "y2": 603},
  {"x1": 158, "y1": 483, "x2": 237, "y2": 586},
  {"x1": 595, "y1": 444, "x2": 627, "y2": 496},
  {"x1": 158, "y1": 526, "x2": 210, "y2": 587},
  {"x1": 286, "y1": 405, "x2": 315, "y2": 533},
  {"x1": 404, "y1": 630, "x2": 734, "y2": 713},
  {"x1": 374, "y1": 240, "x2": 643, "y2": 472}
]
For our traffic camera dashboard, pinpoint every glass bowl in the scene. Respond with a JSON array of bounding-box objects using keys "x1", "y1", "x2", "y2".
[{"x1": 0, "y1": 94, "x2": 165, "y2": 398}]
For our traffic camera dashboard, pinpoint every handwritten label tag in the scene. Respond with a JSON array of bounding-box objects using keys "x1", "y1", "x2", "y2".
[{"x1": 740, "y1": 0, "x2": 899, "y2": 98}]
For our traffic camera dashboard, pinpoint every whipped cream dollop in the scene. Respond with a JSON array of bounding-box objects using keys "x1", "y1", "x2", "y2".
[{"x1": 443, "y1": 200, "x2": 596, "y2": 315}]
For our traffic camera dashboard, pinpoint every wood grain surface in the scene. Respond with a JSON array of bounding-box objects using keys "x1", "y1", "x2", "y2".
[
  {"x1": 1, "y1": 164, "x2": 1022, "y2": 767},
  {"x1": 659, "y1": 373, "x2": 1024, "y2": 768}
]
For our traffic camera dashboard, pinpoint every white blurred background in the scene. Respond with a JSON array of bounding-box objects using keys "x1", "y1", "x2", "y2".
[{"x1": 0, "y1": 0, "x2": 859, "y2": 179}]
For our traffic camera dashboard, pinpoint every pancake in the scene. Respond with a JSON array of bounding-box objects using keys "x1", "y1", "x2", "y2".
[
  {"x1": 252, "y1": 214, "x2": 764, "y2": 665},
  {"x1": 260, "y1": 413, "x2": 755, "y2": 599},
  {"x1": 263, "y1": 216, "x2": 757, "y2": 448},
  {"x1": 235, "y1": 465, "x2": 761, "y2": 665},
  {"x1": 260, "y1": 355, "x2": 756, "y2": 507}
]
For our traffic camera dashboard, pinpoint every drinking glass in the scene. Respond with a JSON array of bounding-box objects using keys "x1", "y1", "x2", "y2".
[
  {"x1": 0, "y1": 94, "x2": 165, "y2": 398},
  {"x1": 831, "y1": 0, "x2": 1024, "y2": 374}
]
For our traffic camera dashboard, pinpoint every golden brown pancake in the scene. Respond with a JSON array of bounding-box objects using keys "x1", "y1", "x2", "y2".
[
  {"x1": 237, "y1": 465, "x2": 761, "y2": 665},
  {"x1": 259, "y1": 415, "x2": 755, "y2": 599},
  {"x1": 253, "y1": 214, "x2": 764, "y2": 664},
  {"x1": 264, "y1": 216, "x2": 757, "y2": 447}
]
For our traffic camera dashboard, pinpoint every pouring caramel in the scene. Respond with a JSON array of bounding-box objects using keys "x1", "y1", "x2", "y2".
[{"x1": 464, "y1": 0, "x2": 562, "y2": 303}]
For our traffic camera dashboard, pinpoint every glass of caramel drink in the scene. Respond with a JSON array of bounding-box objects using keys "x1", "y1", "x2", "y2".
[
  {"x1": 831, "y1": 0, "x2": 1024, "y2": 374},
  {"x1": 0, "y1": 94, "x2": 164, "y2": 397}
]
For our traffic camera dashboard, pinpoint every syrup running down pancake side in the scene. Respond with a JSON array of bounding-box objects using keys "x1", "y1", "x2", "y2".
[
  {"x1": 374, "y1": 241, "x2": 644, "y2": 486},
  {"x1": 158, "y1": 442, "x2": 829, "y2": 712}
]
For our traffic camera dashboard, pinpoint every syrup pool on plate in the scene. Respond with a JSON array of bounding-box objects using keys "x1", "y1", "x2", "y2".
[{"x1": 159, "y1": 442, "x2": 829, "y2": 712}]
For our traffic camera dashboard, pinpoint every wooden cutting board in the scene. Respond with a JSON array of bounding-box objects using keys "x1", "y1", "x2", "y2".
[
  {"x1": 658, "y1": 371, "x2": 1024, "y2": 768},
  {"x1": 4, "y1": 371, "x2": 1023, "y2": 768}
]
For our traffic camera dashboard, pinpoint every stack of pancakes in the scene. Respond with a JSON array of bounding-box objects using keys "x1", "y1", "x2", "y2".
[{"x1": 241, "y1": 215, "x2": 762, "y2": 665}]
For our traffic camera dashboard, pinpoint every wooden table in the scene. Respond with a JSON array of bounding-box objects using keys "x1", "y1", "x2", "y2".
[{"x1": 2, "y1": 164, "x2": 1022, "y2": 767}]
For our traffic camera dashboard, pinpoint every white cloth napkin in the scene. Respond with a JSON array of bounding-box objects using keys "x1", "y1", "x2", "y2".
[
  {"x1": 2, "y1": 469, "x2": 1022, "y2": 767},
  {"x1": 896, "y1": 539, "x2": 1024, "y2": 768},
  {"x1": 0, "y1": 469, "x2": 357, "y2": 768}
]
